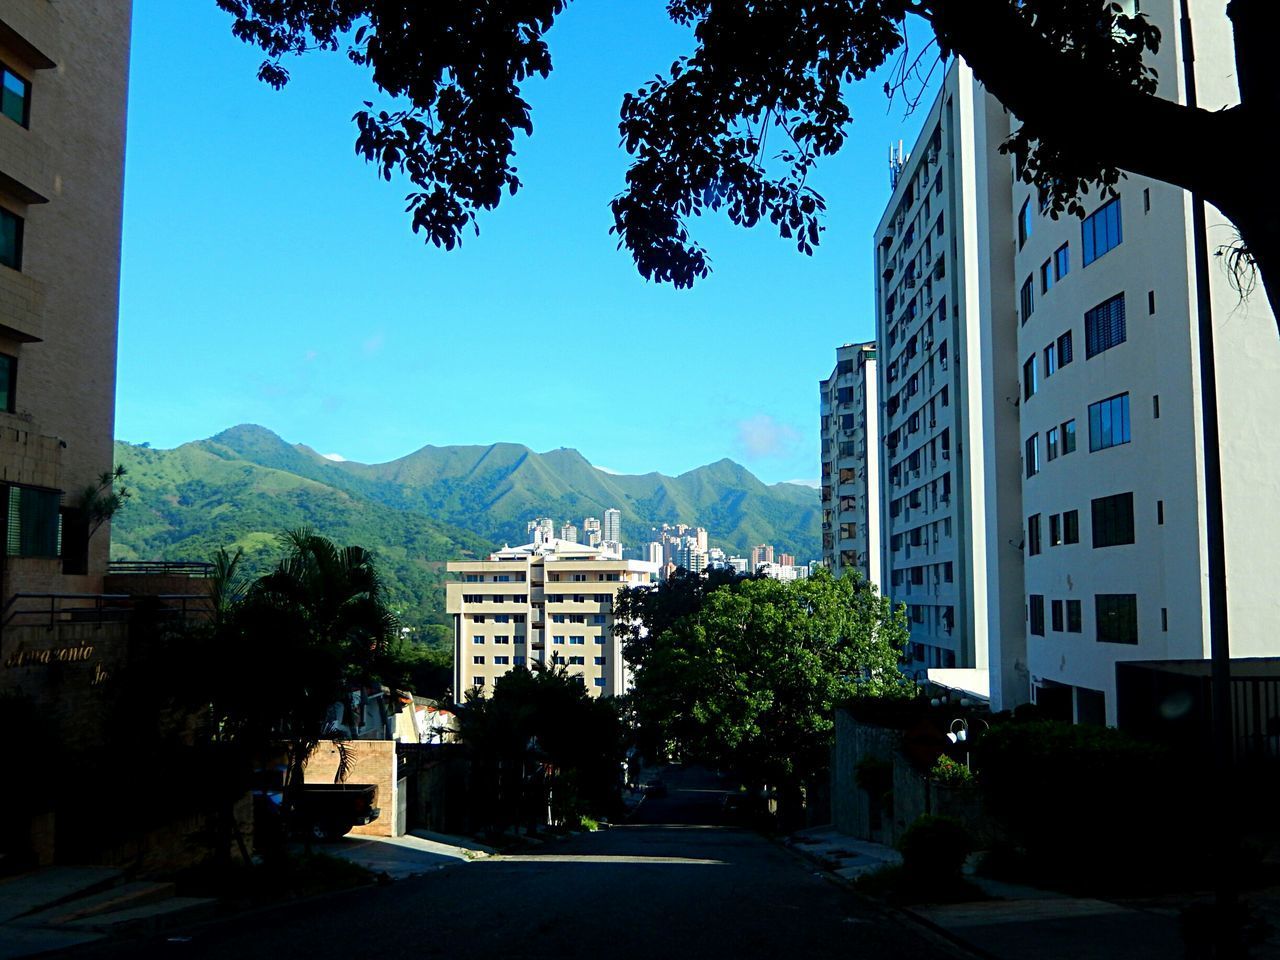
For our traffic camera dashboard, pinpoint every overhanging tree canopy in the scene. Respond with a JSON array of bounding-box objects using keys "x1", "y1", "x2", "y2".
[{"x1": 215, "y1": 0, "x2": 1280, "y2": 323}]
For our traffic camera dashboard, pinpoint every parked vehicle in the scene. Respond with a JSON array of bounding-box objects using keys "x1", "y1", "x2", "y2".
[{"x1": 298, "y1": 784, "x2": 380, "y2": 841}]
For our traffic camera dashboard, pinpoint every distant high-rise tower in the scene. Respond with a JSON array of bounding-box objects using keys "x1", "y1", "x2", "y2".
[
  {"x1": 646, "y1": 542, "x2": 663, "y2": 566},
  {"x1": 559, "y1": 523, "x2": 579, "y2": 544},
  {"x1": 527, "y1": 517, "x2": 555, "y2": 545},
  {"x1": 603, "y1": 508, "x2": 622, "y2": 545},
  {"x1": 750, "y1": 545, "x2": 775, "y2": 572},
  {"x1": 582, "y1": 517, "x2": 602, "y2": 547}
]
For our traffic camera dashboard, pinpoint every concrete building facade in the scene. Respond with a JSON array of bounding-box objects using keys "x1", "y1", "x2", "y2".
[
  {"x1": 819, "y1": 341, "x2": 880, "y2": 584},
  {"x1": 875, "y1": 61, "x2": 1023, "y2": 685},
  {"x1": 0, "y1": 0, "x2": 131, "y2": 603},
  {"x1": 1012, "y1": 0, "x2": 1280, "y2": 724},
  {"x1": 446, "y1": 539, "x2": 659, "y2": 702}
]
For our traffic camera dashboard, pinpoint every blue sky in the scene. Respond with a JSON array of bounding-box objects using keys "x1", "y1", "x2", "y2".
[{"x1": 118, "y1": 0, "x2": 932, "y2": 485}]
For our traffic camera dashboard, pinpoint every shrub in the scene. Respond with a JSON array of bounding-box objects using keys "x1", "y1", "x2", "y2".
[
  {"x1": 898, "y1": 814, "x2": 971, "y2": 880},
  {"x1": 930, "y1": 755, "x2": 974, "y2": 786}
]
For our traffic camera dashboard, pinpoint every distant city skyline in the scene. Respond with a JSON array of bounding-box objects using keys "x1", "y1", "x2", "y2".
[{"x1": 115, "y1": 0, "x2": 936, "y2": 487}]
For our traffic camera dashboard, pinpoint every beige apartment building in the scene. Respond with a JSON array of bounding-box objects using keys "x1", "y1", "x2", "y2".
[
  {"x1": 0, "y1": 1, "x2": 130, "y2": 602},
  {"x1": 819, "y1": 341, "x2": 880, "y2": 584},
  {"x1": 446, "y1": 539, "x2": 659, "y2": 702}
]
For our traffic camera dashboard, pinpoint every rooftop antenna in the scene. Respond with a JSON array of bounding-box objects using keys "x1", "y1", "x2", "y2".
[{"x1": 889, "y1": 139, "x2": 907, "y2": 189}]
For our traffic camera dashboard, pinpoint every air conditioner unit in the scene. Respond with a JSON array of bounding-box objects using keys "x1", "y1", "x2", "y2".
[{"x1": 929, "y1": 419, "x2": 937, "y2": 428}]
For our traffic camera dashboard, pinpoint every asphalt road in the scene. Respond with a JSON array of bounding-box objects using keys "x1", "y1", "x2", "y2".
[{"x1": 85, "y1": 767, "x2": 959, "y2": 960}]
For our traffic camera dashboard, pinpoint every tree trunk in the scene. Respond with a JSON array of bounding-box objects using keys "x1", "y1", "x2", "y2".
[{"x1": 1223, "y1": 0, "x2": 1280, "y2": 326}]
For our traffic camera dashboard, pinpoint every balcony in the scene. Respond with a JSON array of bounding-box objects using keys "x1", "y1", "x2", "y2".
[
  {"x1": 0, "y1": 3, "x2": 59, "y2": 71},
  {"x1": 0, "y1": 118, "x2": 52, "y2": 204},
  {"x1": 0, "y1": 265, "x2": 46, "y2": 342}
]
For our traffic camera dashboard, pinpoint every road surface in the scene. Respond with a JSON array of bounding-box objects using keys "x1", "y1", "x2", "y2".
[{"x1": 84, "y1": 767, "x2": 958, "y2": 959}]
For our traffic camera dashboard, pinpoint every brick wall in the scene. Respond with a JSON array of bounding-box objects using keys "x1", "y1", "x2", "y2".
[{"x1": 303, "y1": 740, "x2": 403, "y2": 838}]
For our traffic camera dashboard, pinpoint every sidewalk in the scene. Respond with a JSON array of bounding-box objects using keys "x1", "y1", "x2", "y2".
[
  {"x1": 310, "y1": 830, "x2": 493, "y2": 880},
  {"x1": 788, "y1": 827, "x2": 1280, "y2": 960}
]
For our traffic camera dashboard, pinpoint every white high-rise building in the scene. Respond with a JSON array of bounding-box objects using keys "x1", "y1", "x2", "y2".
[
  {"x1": 582, "y1": 517, "x2": 602, "y2": 548},
  {"x1": 603, "y1": 508, "x2": 622, "y2": 545},
  {"x1": 527, "y1": 517, "x2": 555, "y2": 545},
  {"x1": 1006, "y1": 0, "x2": 1280, "y2": 724},
  {"x1": 875, "y1": 60, "x2": 1024, "y2": 692},
  {"x1": 646, "y1": 541, "x2": 663, "y2": 566},
  {"x1": 559, "y1": 523, "x2": 579, "y2": 544},
  {"x1": 819, "y1": 341, "x2": 880, "y2": 584}
]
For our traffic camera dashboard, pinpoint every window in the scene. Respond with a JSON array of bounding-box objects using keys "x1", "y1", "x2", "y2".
[
  {"x1": 1091, "y1": 492, "x2": 1135, "y2": 548},
  {"x1": 1051, "y1": 599, "x2": 1064, "y2": 632},
  {"x1": 1023, "y1": 356, "x2": 1037, "y2": 400},
  {"x1": 1027, "y1": 514, "x2": 1042, "y2": 556},
  {"x1": 1085, "y1": 294, "x2": 1127, "y2": 358},
  {"x1": 1025, "y1": 434, "x2": 1040, "y2": 478},
  {"x1": 552, "y1": 635, "x2": 565, "y2": 644},
  {"x1": 473, "y1": 677, "x2": 485, "y2": 687},
  {"x1": 1082, "y1": 197, "x2": 1123, "y2": 266},
  {"x1": 1067, "y1": 600, "x2": 1082, "y2": 633},
  {"x1": 473, "y1": 635, "x2": 485, "y2": 644},
  {"x1": 1063, "y1": 509, "x2": 1079, "y2": 544},
  {"x1": 570, "y1": 635, "x2": 585, "y2": 645},
  {"x1": 569, "y1": 656, "x2": 585, "y2": 665},
  {"x1": 1153, "y1": 395, "x2": 1160, "y2": 419},
  {"x1": 494, "y1": 635, "x2": 509, "y2": 644},
  {"x1": 1148, "y1": 290, "x2": 1156, "y2": 315},
  {"x1": 1044, "y1": 343, "x2": 1057, "y2": 378},
  {"x1": 1088, "y1": 393, "x2": 1131, "y2": 451},
  {"x1": 5, "y1": 485, "x2": 61, "y2": 558},
  {"x1": 494, "y1": 614, "x2": 510, "y2": 623},
  {"x1": 594, "y1": 657, "x2": 605, "y2": 665},
  {"x1": 0, "y1": 353, "x2": 14, "y2": 412},
  {"x1": 1, "y1": 65, "x2": 30, "y2": 127},
  {"x1": 472, "y1": 614, "x2": 485, "y2": 623},
  {"x1": 1057, "y1": 331, "x2": 1073, "y2": 367},
  {"x1": 1096, "y1": 594, "x2": 1138, "y2": 644},
  {"x1": 1040, "y1": 259, "x2": 1053, "y2": 294},
  {"x1": 1157, "y1": 500, "x2": 1164, "y2": 525},
  {"x1": 1029, "y1": 595, "x2": 1045, "y2": 636},
  {"x1": 592, "y1": 614, "x2": 606, "y2": 625},
  {"x1": 1162, "y1": 608, "x2": 1168, "y2": 632},
  {"x1": 1020, "y1": 276, "x2": 1035, "y2": 324},
  {"x1": 594, "y1": 636, "x2": 606, "y2": 645},
  {"x1": 1062, "y1": 419, "x2": 1077, "y2": 454},
  {"x1": 0, "y1": 207, "x2": 23, "y2": 271},
  {"x1": 473, "y1": 655, "x2": 485, "y2": 665},
  {"x1": 1054, "y1": 243, "x2": 1070, "y2": 280},
  {"x1": 594, "y1": 678, "x2": 606, "y2": 687},
  {"x1": 1047, "y1": 427, "x2": 1059, "y2": 461},
  {"x1": 1049, "y1": 513, "x2": 1062, "y2": 546},
  {"x1": 514, "y1": 655, "x2": 526, "y2": 666},
  {"x1": 494, "y1": 656, "x2": 510, "y2": 665},
  {"x1": 1018, "y1": 198, "x2": 1033, "y2": 248}
]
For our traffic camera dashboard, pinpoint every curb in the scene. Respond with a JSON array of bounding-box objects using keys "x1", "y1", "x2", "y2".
[{"x1": 775, "y1": 834, "x2": 992, "y2": 960}]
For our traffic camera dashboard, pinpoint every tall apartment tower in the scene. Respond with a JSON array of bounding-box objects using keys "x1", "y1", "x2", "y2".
[
  {"x1": 875, "y1": 61, "x2": 1024, "y2": 688},
  {"x1": 559, "y1": 523, "x2": 579, "y2": 544},
  {"x1": 819, "y1": 341, "x2": 880, "y2": 584},
  {"x1": 582, "y1": 516, "x2": 602, "y2": 547},
  {"x1": 0, "y1": 3, "x2": 131, "y2": 601},
  {"x1": 602, "y1": 508, "x2": 622, "y2": 545},
  {"x1": 446, "y1": 539, "x2": 659, "y2": 701},
  {"x1": 1009, "y1": 0, "x2": 1280, "y2": 724}
]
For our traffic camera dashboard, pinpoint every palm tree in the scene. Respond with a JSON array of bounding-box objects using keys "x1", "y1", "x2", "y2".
[{"x1": 232, "y1": 529, "x2": 400, "y2": 830}]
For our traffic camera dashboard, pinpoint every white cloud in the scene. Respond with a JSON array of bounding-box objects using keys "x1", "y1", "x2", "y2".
[
  {"x1": 321, "y1": 452, "x2": 347, "y2": 462},
  {"x1": 594, "y1": 465, "x2": 623, "y2": 475},
  {"x1": 782, "y1": 478, "x2": 821, "y2": 489},
  {"x1": 735, "y1": 413, "x2": 800, "y2": 460}
]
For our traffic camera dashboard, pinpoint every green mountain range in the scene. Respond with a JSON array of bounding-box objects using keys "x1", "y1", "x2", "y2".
[{"x1": 111, "y1": 425, "x2": 820, "y2": 637}]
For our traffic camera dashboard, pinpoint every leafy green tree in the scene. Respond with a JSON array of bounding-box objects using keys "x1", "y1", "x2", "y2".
[
  {"x1": 627, "y1": 567, "x2": 910, "y2": 815},
  {"x1": 461, "y1": 664, "x2": 625, "y2": 835},
  {"x1": 216, "y1": 0, "x2": 1280, "y2": 321}
]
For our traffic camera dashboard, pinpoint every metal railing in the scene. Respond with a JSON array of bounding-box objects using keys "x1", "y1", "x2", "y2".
[
  {"x1": 107, "y1": 560, "x2": 215, "y2": 578},
  {"x1": 2, "y1": 592, "x2": 210, "y2": 631}
]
